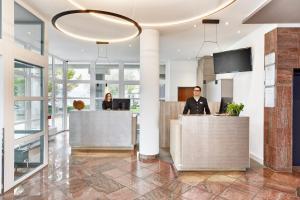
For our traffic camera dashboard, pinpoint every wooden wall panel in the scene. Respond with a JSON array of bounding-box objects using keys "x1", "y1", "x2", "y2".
[{"x1": 159, "y1": 101, "x2": 220, "y2": 148}]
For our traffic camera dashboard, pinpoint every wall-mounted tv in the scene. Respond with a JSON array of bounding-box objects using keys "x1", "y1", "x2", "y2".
[{"x1": 213, "y1": 47, "x2": 252, "y2": 74}]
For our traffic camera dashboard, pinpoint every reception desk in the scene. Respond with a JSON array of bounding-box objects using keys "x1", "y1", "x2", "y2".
[
  {"x1": 69, "y1": 111, "x2": 137, "y2": 151},
  {"x1": 170, "y1": 115, "x2": 249, "y2": 171}
]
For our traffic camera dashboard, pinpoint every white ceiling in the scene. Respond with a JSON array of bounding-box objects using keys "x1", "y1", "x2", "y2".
[{"x1": 23, "y1": 0, "x2": 268, "y2": 62}]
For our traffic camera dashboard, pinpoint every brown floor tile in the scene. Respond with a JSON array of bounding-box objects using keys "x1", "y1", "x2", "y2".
[
  {"x1": 144, "y1": 173, "x2": 176, "y2": 187},
  {"x1": 131, "y1": 168, "x2": 154, "y2": 178},
  {"x1": 212, "y1": 196, "x2": 228, "y2": 200},
  {"x1": 230, "y1": 179, "x2": 261, "y2": 194},
  {"x1": 156, "y1": 168, "x2": 178, "y2": 179},
  {"x1": 162, "y1": 180, "x2": 193, "y2": 195},
  {"x1": 130, "y1": 180, "x2": 158, "y2": 195},
  {"x1": 119, "y1": 163, "x2": 140, "y2": 172},
  {"x1": 253, "y1": 188, "x2": 288, "y2": 200},
  {"x1": 102, "y1": 168, "x2": 128, "y2": 179},
  {"x1": 3, "y1": 132, "x2": 300, "y2": 200},
  {"x1": 206, "y1": 175, "x2": 236, "y2": 186},
  {"x1": 178, "y1": 172, "x2": 213, "y2": 186},
  {"x1": 182, "y1": 187, "x2": 216, "y2": 200},
  {"x1": 114, "y1": 174, "x2": 142, "y2": 187},
  {"x1": 216, "y1": 171, "x2": 245, "y2": 179},
  {"x1": 196, "y1": 181, "x2": 228, "y2": 195},
  {"x1": 146, "y1": 161, "x2": 173, "y2": 172},
  {"x1": 138, "y1": 187, "x2": 178, "y2": 200},
  {"x1": 219, "y1": 187, "x2": 256, "y2": 200},
  {"x1": 87, "y1": 174, "x2": 125, "y2": 194},
  {"x1": 106, "y1": 187, "x2": 140, "y2": 200},
  {"x1": 71, "y1": 187, "x2": 109, "y2": 200}
]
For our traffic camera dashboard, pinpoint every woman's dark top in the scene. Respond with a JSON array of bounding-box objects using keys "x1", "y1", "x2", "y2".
[{"x1": 102, "y1": 100, "x2": 112, "y2": 110}]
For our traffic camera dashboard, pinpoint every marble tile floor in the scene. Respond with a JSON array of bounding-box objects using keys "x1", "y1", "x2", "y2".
[{"x1": 1, "y1": 132, "x2": 300, "y2": 200}]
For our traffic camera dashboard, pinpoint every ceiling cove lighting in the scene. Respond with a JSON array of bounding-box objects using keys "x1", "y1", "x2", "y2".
[
  {"x1": 67, "y1": 0, "x2": 237, "y2": 27},
  {"x1": 51, "y1": 10, "x2": 142, "y2": 44}
]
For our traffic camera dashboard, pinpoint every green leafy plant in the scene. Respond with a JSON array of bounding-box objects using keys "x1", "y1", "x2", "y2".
[{"x1": 226, "y1": 103, "x2": 244, "y2": 116}]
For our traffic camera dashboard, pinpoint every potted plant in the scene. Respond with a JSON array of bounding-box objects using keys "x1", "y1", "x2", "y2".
[{"x1": 226, "y1": 103, "x2": 244, "y2": 116}]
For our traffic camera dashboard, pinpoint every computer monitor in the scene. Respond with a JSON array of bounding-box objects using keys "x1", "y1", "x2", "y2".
[
  {"x1": 112, "y1": 98, "x2": 130, "y2": 110},
  {"x1": 219, "y1": 97, "x2": 233, "y2": 114}
]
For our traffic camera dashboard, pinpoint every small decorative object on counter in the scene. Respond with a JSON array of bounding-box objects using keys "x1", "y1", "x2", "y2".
[
  {"x1": 226, "y1": 103, "x2": 244, "y2": 116},
  {"x1": 73, "y1": 100, "x2": 85, "y2": 111}
]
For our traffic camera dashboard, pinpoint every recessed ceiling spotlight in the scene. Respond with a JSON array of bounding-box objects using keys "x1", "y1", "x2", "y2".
[
  {"x1": 128, "y1": 44, "x2": 132, "y2": 47},
  {"x1": 27, "y1": 31, "x2": 31, "y2": 35},
  {"x1": 177, "y1": 49, "x2": 181, "y2": 53},
  {"x1": 225, "y1": 22, "x2": 229, "y2": 26},
  {"x1": 193, "y1": 24, "x2": 197, "y2": 28},
  {"x1": 237, "y1": 30, "x2": 241, "y2": 34}
]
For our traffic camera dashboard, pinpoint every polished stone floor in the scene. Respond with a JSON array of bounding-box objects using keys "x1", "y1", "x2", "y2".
[{"x1": 1, "y1": 132, "x2": 300, "y2": 200}]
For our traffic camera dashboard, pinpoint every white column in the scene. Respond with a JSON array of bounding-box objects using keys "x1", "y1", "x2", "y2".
[{"x1": 139, "y1": 29, "x2": 160, "y2": 157}]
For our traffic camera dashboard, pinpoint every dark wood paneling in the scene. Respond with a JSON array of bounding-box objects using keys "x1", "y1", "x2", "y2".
[{"x1": 178, "y1": 87, "x2": 194, "y2": 101}]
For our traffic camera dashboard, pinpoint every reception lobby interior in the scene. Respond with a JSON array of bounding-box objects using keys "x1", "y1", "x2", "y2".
[{"x1": 1, "y1": 0, "x2": 300, "y2": 199}]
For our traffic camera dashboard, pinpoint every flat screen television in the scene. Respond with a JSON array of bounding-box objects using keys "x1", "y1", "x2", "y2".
[
  {"x1": 112, "y1": 98, "x2": 130, "y2": 110},
  {"x1": 213, "y1": 47, "x2": 252, "y2": 74}
]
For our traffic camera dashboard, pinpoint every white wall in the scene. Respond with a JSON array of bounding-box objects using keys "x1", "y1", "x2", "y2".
[
  {"x1": 167, "y1": 60, "x2": 198, "y2": 101},
  {"x1": 216, "y1": 25, "x2": 276, "y2": 164},
  {"x1": 0, "y1": 56, "x2": 3, "y2": 192}
]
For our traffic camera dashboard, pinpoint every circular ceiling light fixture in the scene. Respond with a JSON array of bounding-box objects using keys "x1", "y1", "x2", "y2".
[
  {"x1": 67, "y1": 0, "x2": 237, "y2": 27},
  {"x1": 52, "y1": 9, "x2": 142, "y2": 43}
]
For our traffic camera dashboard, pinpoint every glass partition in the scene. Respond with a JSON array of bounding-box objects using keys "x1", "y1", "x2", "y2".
[
  {"x1": 14, "y1": 2, "x2": 44, "y2": 55},
  {"x1": 14, "y1": 100, "x2": 43, "y2": 139},
  {"x1": 14, "y1": 136, "x2": 44, "y2": 180},
  {"x1": 13, "y1": 60, "x2": 45, "y2": 181},
  {"x1": 14, "y1": 61, "x2": 43, "y2": 139},
  {"x1": 14, "y1": 61, "x2": 43, "y2": 97}
]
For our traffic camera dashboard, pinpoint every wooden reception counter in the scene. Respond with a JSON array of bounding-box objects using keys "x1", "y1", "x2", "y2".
[
  {"x1": 69, "y1": 111, "x2": 137, "y2": 151},
  {"x1": 170, "y1": 115, "x2": 249, "y2": 171}
]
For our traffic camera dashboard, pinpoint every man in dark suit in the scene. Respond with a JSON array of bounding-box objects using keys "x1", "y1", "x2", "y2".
[{"x1": 183, "y1": 86, "x2": 211, "y2": 115}]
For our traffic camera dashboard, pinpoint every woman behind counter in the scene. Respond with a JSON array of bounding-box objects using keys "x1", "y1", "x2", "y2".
[{"x1": 102, "y1": 93, "x2": 113, "y2": 110}]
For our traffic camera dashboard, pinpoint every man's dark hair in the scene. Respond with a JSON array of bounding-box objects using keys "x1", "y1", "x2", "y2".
[{"x1": 194, "y1": 86, "x2": 201, "y2": 91}]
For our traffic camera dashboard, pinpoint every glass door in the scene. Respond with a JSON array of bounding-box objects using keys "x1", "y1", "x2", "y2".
[{"x1": 13, "y1": 60, "x2": 46, "y2": 182}]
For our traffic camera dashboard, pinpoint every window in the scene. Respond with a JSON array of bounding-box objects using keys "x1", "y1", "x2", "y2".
[
  {"x1": 47, "y1": 61, "x2": 165, "y2": 117},
  {"x1": 95, "y1": 64, "x2": 119, "y2": 81},
  {"x1": 96, "y1": 83, "x2": 119, "y2": 98},
  {"x1": 67, "y1": 83, "x2": 90, "y2": 98},
  {"x1": 125, "y1": 85, "x2": 140, "y2": 113},
  {"x1": 14, "y1": 2, "x2": 44, "y2": 55},
  {"x1": 48, "y1": 56, "x2": 53, "y2": 127},
  {"x1": 124, "y1": 65, "x2": 140, "y2": 81},
  {"x1": 67, "y1": 63, "x2": 90, "y2": 80},
  {"x1": 48, "y1": 56, "x2": 66, "y2": 132},
  {"x1": 160, "y1": 65, "x2": 166, "y2": 100}
]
